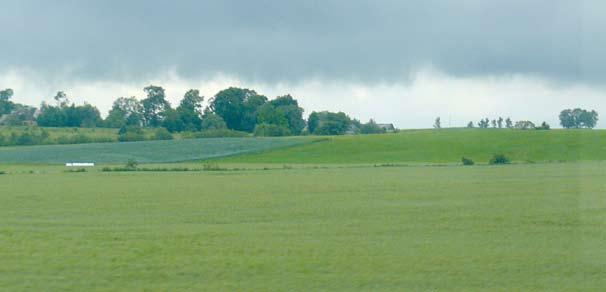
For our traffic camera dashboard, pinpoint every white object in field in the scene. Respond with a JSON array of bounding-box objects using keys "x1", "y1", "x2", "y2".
[{"x1": 65, "y1": 163, "x2": 95, "y2": 167}]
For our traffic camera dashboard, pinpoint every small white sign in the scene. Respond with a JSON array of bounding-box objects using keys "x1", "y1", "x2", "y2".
[{"x1": 66, "y1": 163, "x2": 95, "y2": 167}]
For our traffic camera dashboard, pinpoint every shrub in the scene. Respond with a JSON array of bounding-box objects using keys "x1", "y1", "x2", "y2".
[
  {"x1": 153, "y1": 127, "x2": 173, "y2": 140},
  {"x1": 254, "y1": 123, "x2": 292, "y2": 137},
  {"x1": 461, "y1": 157, "x2": 475, "y2": 166},
  {"x1": 201, "y1": 113, "x2": 227, "y2": 130},
  {"x1": 64, "y1": 168, "x2": 87, "y2": 173},
  {"x1": 489, "y1": 154, "x2": 511, "y2": 165},
  {"x1": 203, "y1": 162, "x2": 225, "y2": 171},
  {"x1": 118, "y1": 125, "x2": 145, "y2": 142},
  {"x1": 125, "y1": 159, "x2": 138, "y2": 169},
  {"x1": 535, "y1": 121, "x2": 551, "y2": 130}
]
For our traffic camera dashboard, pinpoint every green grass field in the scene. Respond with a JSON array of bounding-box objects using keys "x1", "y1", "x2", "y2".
[
  {"x1": 1, "y1": 129, "x2": 605, "y2": 291},
  {"x1": 1, "y1": 128, "x2": 605, "y2": 165},
  {"x1": 1, "y1": 163, "x2": 605, "y2": 290},
  {"x1": 219, "y1": 129, "x2": 606, "y2": 164}
]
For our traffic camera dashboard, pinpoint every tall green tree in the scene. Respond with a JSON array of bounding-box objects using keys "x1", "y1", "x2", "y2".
[
  {"x1": 433, "y1": 117, "x2": 441, "y2": 129},
  {"x1": 256, "y1": 95, "x2": 305, "y2": 135},
  {"x1": 307, "y1": 112, "x2": 320, "y2": 134},
  {"x1": 271, "y1": 95, "x2": 305, "y2": 135},
  {"x1": 0, "y1": 88, "x2": 15, "y2": 116},
  {"x1": 579, "y1": 109, "x2": 599, "y2": 129},
  {"x1": 176, "y1": 89, "x2": 204, "y2": 131},
  {"x1": 54, "y1": 91, "x2": 69, "y2": 107},
  {"x1": 307, "y1": 111, "x2": 352, "y2": 135},
  {"x1": 37, "y1": 91, "x2": 102, "y2": 127},
  {"x1": 201, "y1": 112, "x2": 227, "y2": 130},
  {"x1": 142, "y1": 85, "x2": 171, "y2": 127},
  {"x1": 0, "y1": 88, "x2": 13, "y2": 101},
  {"x1": 105, "y1": 97, "x2": 144, "y2": 128},
  {"x1": 560, "y1": 108, "x2": 599, "y2": 129},
  {"x1": 505, "y1": 117, "x2": 513, "y2": 128},
  {"x1": 208, "y1": 87, "x2": 267, "y2": 132},
  {"x1": 161, "y1": 108, "x2": 183, "y2": 132}
]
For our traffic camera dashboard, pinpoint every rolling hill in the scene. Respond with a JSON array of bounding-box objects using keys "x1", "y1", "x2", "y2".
[
  {"x1": 1, "y1": 128, "x2": 605, "y2": 165},
  {"x1": 218, "y1": 129, "x2": 606, "y2": 164}
]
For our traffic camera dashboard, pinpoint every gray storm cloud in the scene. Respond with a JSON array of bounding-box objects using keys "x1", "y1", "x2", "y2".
[{"x1": 1, "y1": 0, "x2": 604, "y2": 85}]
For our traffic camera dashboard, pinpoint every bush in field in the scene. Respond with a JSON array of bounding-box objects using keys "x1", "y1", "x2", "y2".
[
  {"x1": 462, "y1": 157, "x2": 475, "y2": 166},
  {"x1": 489, "y1": 154, "x2": 511, "y2": 165},
  {"x1": 254, "y1": 123, "x2": 292, "y2": 137},
  {"x1": 514, "y1": 121, "x2": 535, "y2": 130},
  {"x1": 118, "y1": 125, "x2": 146, "y2": 142},
  {"x1": 203, "y1": 162, "x2": 225, "y2": 171},
  {"x1": 153, "y1": 127, "x2": 173, "y2": 140},
  {"x1": 535, "y1": 121, "x2": 551, "y2": 130},
  {"x1": 125, "y1": 159, "x2": 138, "y2": 169},
  {"x1": 201, "y1": 113, "x2": 227, "y2": 130},
  {"x1": 7, "y1": 127, "x2": 50, "y2": 146}
]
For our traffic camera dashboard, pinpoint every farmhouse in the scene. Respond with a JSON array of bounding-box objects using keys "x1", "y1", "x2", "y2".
[{"x1": 377, "y1": 123, "x2": 396, "y2": 132}]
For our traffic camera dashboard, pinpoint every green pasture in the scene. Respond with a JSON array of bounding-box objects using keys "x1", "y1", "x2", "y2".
[
  {"x1": 1, "y1": 129, "x2": 605, "y2": 290},
  {"x1": 1, "y1": 162, "x2": 605, "y2": 290},
  {"x1": 219, "y1": 129, "x2": 606, "y2": 164}
]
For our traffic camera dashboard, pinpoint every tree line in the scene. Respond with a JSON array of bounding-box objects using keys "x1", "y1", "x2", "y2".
[
  {"x1": 433, "y1": 108, "x2": 598, "y2": 130},
  {"x1": 0, "y1": 86, "x2": 387, "y2": 139},
  {"x1": 1, "y1": 86, "x2": 600, "y2": 140}
]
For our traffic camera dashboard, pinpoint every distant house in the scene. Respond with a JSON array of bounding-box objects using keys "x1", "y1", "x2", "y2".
[
  {"x1": 345, "y1": 124, "x2": 359, "y2": 135},
  {"x1": 377, "y1": 123, "x2": 396, "y2": 132}
]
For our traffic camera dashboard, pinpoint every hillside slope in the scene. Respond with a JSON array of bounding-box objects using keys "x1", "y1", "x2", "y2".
[
  {"x1": 0, "y1": 136, "x2": 312, "y2": 164},
  {"x1": 218, "y1": 129, "x2": 606, "y2": 164}
]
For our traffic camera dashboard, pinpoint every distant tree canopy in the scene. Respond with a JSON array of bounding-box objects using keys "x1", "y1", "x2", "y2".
[
  {"x1": 559, "y1": 108, "x2": 598, "y2": 129},
  {"x1": 37, "y1": 92, "x2": 102, "y2": 127},
  {"x1": 256, "y1": 95, "x2": 305, "y2": 135},
  {"x1": 142, "y1": 85, "x2": 171, "y2": 127},
  {"x1": 105, "y1": 97, "x2": 144, "y2": 128},
  {"x1": 307, "y1": 111, "x2": 352, "y2": 135},
  {"x1": 0, "y1": 88, "x2": 15, "y2": 116},
  {"x1": 175, "y1": 89, "x2": 204, "y2": 132},
  {"x1": 433, "y1": 117, "x2": 441, "y2": 129},
  {"x1": 7, "y1": 85, "x2": 601, "y2": 142},
  {"x1": 505, "y1": 117, "x2": 513, "y2": 128},
  {"x1": 0, "y1": 104, "x2": 36, "y2": 126},
  {"x1": 360, "y1": 119, "x2": 386, "y2": 134},
  {"x1": 200, "y1": 113, "x2": 227, "y2": 131},
  {"x1": 478, "y1": 118, "x2": 490, "y2": 129},
  {"x1": 208, "y1": 87, "x2": 268, "y2": 132},
  {"x1": 514, "y1": 120, "x2": 536, "y2": 130}
]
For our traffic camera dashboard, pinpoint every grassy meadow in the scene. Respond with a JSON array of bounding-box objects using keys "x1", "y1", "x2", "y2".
[
  {"x1": 219, "y1": 129, "x2": 606, "y2": 164},
  {"x1": 1, "y1": 129, "x2": 605, "y2": 291}
]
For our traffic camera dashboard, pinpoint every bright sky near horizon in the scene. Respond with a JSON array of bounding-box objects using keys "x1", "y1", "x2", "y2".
[{"x1": 1, "y1": 0, "x2": 605, "y2": 128}]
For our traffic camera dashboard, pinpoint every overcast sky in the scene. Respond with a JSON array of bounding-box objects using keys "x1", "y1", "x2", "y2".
[{"x1": 1, "y1": 0, "x2": 605, "y2": 128}]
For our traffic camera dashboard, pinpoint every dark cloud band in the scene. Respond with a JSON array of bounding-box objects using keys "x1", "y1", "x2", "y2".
[{"x1": 1, "y1": 0, "x2": 604, "y2": 84}]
